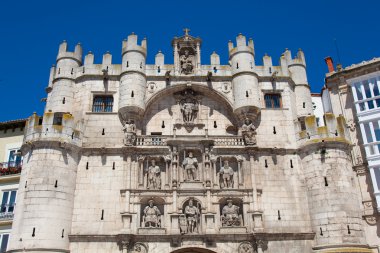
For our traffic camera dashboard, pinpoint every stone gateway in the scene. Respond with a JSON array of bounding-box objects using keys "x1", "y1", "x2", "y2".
[{"x1": 7, "y1": 30, "x2": 376, "y2": 253}]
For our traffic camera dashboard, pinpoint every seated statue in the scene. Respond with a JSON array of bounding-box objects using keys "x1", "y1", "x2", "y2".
[
  {"x1": 221, "y1": 199, "x2": 242, "y2": 227},
  {"x1": 219, "y1": 160, "x2": 234, "y2": 188},
  {"x1": 241, "y1": 118, "x2": 257, "y2": 145},
  {"x1": 143, "y1": 200, "x2": 161, "y2": 228}
]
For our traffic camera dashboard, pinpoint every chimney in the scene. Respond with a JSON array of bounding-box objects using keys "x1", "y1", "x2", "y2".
[{"x1": 324, "y1": 56, "x2": 334, "y2": 72}]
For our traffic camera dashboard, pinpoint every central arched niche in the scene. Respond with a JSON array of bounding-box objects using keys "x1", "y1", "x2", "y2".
[
  {"x1": 170, "y1": 248, "x2": 218, "y2": 253},
  {"x1": 143, "y1": 85, "x2": 238, "y2": 136}
]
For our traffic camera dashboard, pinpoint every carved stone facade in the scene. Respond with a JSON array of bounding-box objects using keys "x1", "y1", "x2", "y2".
[{"x1": 7, "y1": 31, "x2": 378, "y2": 253}]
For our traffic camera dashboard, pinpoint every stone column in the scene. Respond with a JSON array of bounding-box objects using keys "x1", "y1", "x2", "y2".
[
  {"x1": 196, "y1": 42, "x2": 201, "y2": 74},
  {"x1": 138, "y1": 155, "x2": 144, "y2": 189},
  {"x1": 237, "y1": 156, "x2": 244, "y2": 187},
  {"x1": 125, "y1": 154, "x2": 132, "y2": 212},
  {"x1": 165, "y1": 156, "x2": 171, "y2": 189},
  {"x1": 174, "y1": 44, "x2": 179, "y2": 75},
  {"x1": 249, "y1": 153, "x2": 258, "y2": 210}
]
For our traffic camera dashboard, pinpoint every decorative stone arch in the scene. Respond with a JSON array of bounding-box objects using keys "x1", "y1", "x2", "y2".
[
  {"x1": 170, "y1": 247, "x2": 218, "y2": 253},
  {"x1": 143, "y1": 83, "x2": 239, "y2": 135}
]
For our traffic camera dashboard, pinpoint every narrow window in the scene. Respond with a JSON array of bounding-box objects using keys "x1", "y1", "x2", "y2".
[
  {"x1": 32, "y1": 227, "x2": 35, "y2": 237},
  {"x1": 25, "y1": 181, "x2": 27, "y2": 188},
  {"x1": 161, "y1": 121, "x2": 165, "y2": 128},
  {"x1": 61, "y1": 229, "x2": 65, "y2": 238},
  {"x1": 303, "y1": 102, "x2": 306, "y2": 108},
  {"x1": 264, "y1": 159, "x2": 268, "y2": 168},
  {"x1": 54, "y1": 180, "x2": 58, "y2": 188},
  {"x1": 92, "y1": 96, "x2": 114, "y2": 112},
  {"x1": 126, "y1": 61, "x2": 129, "y2": 67},
  {"x1": 58, "y1": 68, "x2": 60, "y2": 74},
  {"x1": 269, "y1": 67, "x2": 272, "y2": 74},
  {"x1": 264, "y1": 94, "x2": 282, "y2": 108},
  {"x1": 38, "y1": 117, "x2": 43, "y2": 125},
  {"x1": 0, "y1": 234, "x2": 9, "y2": 252},
  {"x1": 101, "y1": 209, "x2": 104, "y2": 220},
  {"x1": 157, "y1": 66, "x2": 161, "y2": 73},
  {"x1": 112, "y1": 162, "x2": 115, "y2": 170},
  {"x1": 140, "y1": 62, "x2": 143, "y2": 69},
  {"x1": 86, "y1": 162, "x2": 89, "y2": 170},
  {"x1": 320, "y1": 227, "x2": 323, "y2": 236},
  {"x1": 131, "y1": 91, "x2": 134, "y2": 98},
  {"x1": 246, "y1": 91, "x2": 249, "y2": 97},
  {"x1": 214, "y1": 121, "x2": 217, "y2": 128},
  {"x1": 102, "y1": 128, "x2": 105, "y2": 135},
  {"x1": 273, "y1": 126, "x2": 276, "y2": 134},
  {"x1": 62, "y1": 97, "x2": 65, "y2": 104},
  {"x1": 277, "y1": 210, "x2": 281, "y2": 220},
  {"x1": 347, "y1": 225, "x2": 351, "y2": 234},
  {"x1": 236, "y1": 63, "x2": 239, "y2": 69},
  {"x1": 213, "y1": 67, "x2": 217, "y2": 73},
  {"x1": 324, "y1": 177, "x2": 328, "y2": 186},
  {"x1": 71, "y1": 68, "x2": 73, "y2": 75},
  {"x1": 290, "y1": 159, "x2": 293, "y2": 168},
  {"x1": 299, "y1": 118, "x2": 306, "y2": 131}
]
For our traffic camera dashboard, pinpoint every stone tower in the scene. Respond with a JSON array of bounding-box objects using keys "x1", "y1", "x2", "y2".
[{"x1": 8, "y1": 30, "x2": 375, "y2": 253}]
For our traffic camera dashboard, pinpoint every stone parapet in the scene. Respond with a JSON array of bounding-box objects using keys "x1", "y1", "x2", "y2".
[{"x1": 24, "y1": 112, "x2": 82, "y2": 147}]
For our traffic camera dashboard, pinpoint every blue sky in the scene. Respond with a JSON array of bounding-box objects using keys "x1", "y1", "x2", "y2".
[{"x1": 0, "y1": 0, "x2": 379, "y2": 121}]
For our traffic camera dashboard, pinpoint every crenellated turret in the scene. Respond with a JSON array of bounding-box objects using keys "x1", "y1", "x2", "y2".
[
  {"x1": 118, "y1": 33, "x2": 147, "y2": 127},
  {"x1": 46, "y1": 41, "x2": 82, "y2": 113},
  {"x1": 298, "y1": 113, "x2": 367, "y2": 250},
  {"x1": 283, "y1": 48, "x2": 313, "y2": 118},
  {"x1": 229, "y1": 34, "x2": 260, "y2": 120}
]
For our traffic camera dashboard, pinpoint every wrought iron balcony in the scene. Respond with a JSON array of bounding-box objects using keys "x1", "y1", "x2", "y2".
[
  {"x1": 0, "y1": 161, "x2": 22, "y2": 177},
  {"x1": 0, "y1": 204, "x2": 15, "y2": 220}
]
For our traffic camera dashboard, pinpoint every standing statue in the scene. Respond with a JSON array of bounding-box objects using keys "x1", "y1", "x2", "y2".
[
  {"x1": 146, "y1": 159, "x2": 161, "y2": 189},
  {"x1": 143, "y1": 200, "x2": 161, "y2": 228},
  {"x1": 180, "y1": 98, "x2": 198, "y2": 123},
  {"x1": 241, "y1": 118, "x2": 257, "y2": 145},
  {"x1": 182, "y1": 151, "x2": 198, "y2": 181},
  {"x1": 180, "y1": 49, "x2": 194, "y2": 75},
  {"x1": 220, "y1": 160, "x2": 234, "y2": 188},
  {"x1": 184, "y1": 199, "x2": 200, "y2": 233},
  {"x1": 123, "y1": 119, "x2": 136, "y2": 145},
  {"x1": 221, "y1": 199, "x2": 242, "y2": 227}
]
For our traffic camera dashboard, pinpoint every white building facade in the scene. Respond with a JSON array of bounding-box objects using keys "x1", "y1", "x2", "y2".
[{"x1": 6, "y1": 31, "x2": 379, "y2": 253}]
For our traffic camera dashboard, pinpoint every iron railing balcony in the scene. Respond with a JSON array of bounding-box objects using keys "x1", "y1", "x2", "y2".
[{"x1": 0, "y1": 161, "x2": 22, "y2": 176}]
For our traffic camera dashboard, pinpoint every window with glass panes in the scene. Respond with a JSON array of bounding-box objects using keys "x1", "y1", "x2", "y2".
[
  {"x1": 1, "y1": 190, "x2": 16, "y2": 214},
  {"x1": 359, "y1": 119, "x2": 380, "y2": 156},
  {"x1": 351, "y1": 75, "x2": 380, "y2": 113},
  {"x1": 0, "y1": 234, "x2": 9, "y2": 253},
  {"x1": 92, "y1": 96, "x2": 113, "y2": 112},
  {"x1": 7, "y1": 149, "x2": 21, "y2": 167},
  {"x1": 264, "y1": 94, "x2": 282, "y2": 108}
]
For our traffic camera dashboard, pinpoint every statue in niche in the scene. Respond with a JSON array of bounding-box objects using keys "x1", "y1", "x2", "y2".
[
  {"x1": 221, "y1": 199, "x2": 242, "y2": 227},
  {"x1": 143, "y1": 200, "x2": 161, "y2": 228},
  {"x1": 146, "y1": 159, "x2": 161, "y2": 189},
  {"x1": 180, "y1": 98, "x2": 198, "y2": 123},
  {"x1": 182, "y1": 151, "x2": 198, "y2": 181},
  {"x1": 123, "y1": 119, "x2": 136, "y2": 146},
  {"x1": 180, "y1": 199, "x2": 200, "y2": 234},
  {"x1": 241, "y1": 118, "x2": 257, "y2": 145},
  {"x1": 220, "y1": 160, "x2": 234, "y2": 188},
  {"x1": 180, "y1": 49, "x2": 195, "y2": 75}
]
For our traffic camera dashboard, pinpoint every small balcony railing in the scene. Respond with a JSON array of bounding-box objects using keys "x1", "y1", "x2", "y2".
[
  {"x1": 0, "y1": 161, "x2": 22, "y2": 176},
  {"x1": 135, "y1": 136, "x2": 245, "y2": 146},
  {"x1": 0, "y1": 204, "x2": 15, "y2": 220}
]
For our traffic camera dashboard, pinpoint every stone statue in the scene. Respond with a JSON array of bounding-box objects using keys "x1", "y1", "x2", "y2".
[
  {"x1": 143, "y1": 200, "x2": 161, "y2": 228},
  {"x1": 182, "y1": 151, "x2": 198, "y2": 181},
  {"x1": 184, "y1": 199, "x2": 200, "y2": 233},
  {"x1": 238, "y1": 242, "x2": 255, "y2": 253},
  {"x1": 146, "y1": 159, "x2": 161, "y2": 189},
  {"x1": 221, "y1": 199, "x2": 242, "y2": 227},
  {"x1": 180, "y1": 49, "x2": 194, "y2": 75},
  {"x1": 241, "y1": 118, "x2": 257, "y2": 145},
  {"x1": 220, "y1": 160, "x2": 234, "y2": 188},
  {"x1": 123, "y1": 119, "x2": 136, "y2": 145},
  {"x1": 180, "y1": 98, "x2": 198, "y2": 123}
]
